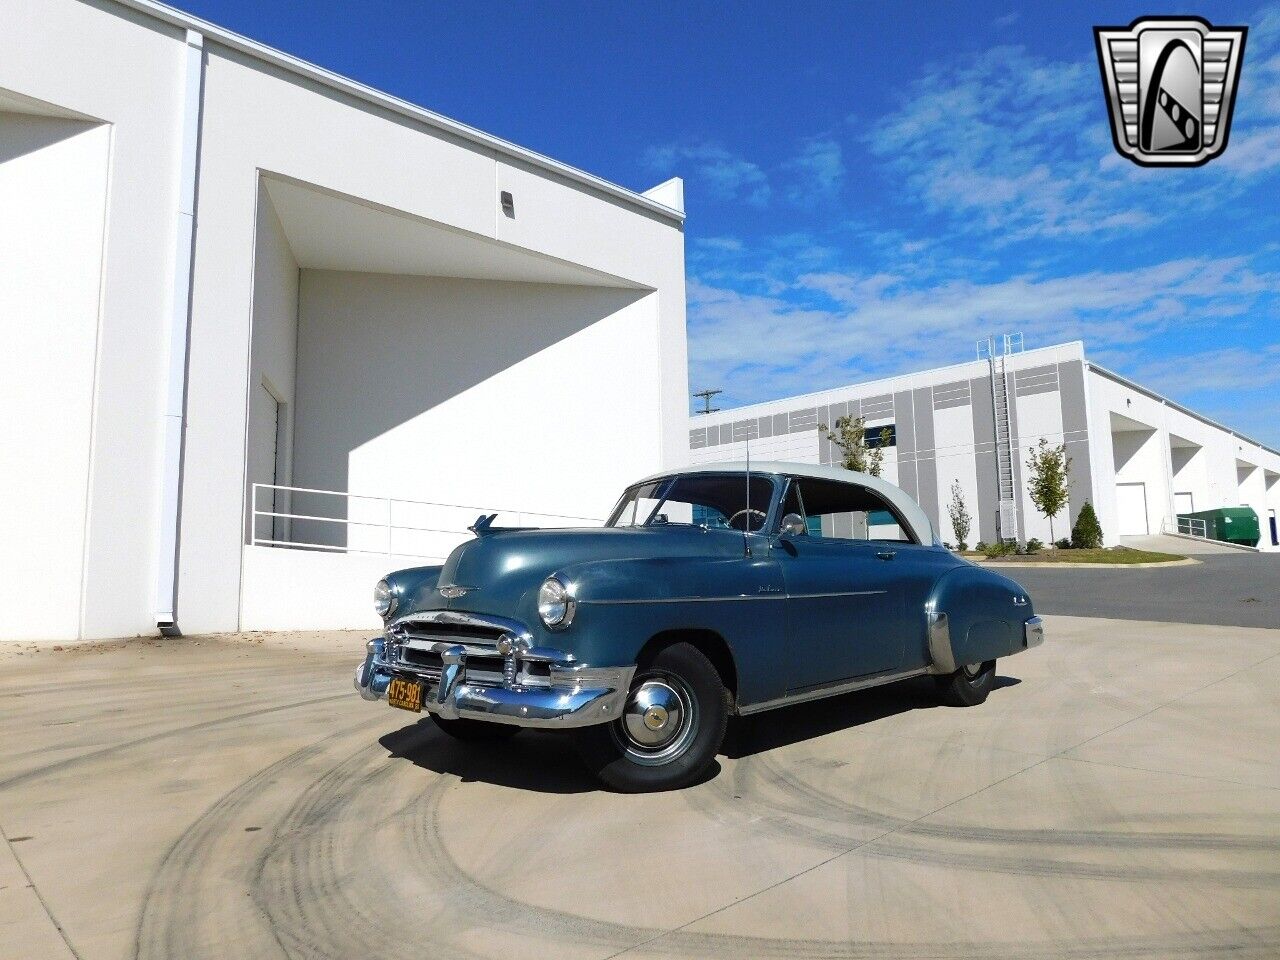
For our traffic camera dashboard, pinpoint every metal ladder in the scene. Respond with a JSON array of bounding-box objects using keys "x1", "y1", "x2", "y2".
[{"x1": 978, "y1": 334, "x2": 1023, "y2": 542}]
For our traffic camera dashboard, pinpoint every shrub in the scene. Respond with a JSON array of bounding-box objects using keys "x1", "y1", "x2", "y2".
[
  {"x1": 983, "y1": 540, "x2": 1015, "y2": 558},
  {"x1": 1054, "y1": 538, "x2": 1072, "y2": 550},
  {"x1": 956, "y1": 540, "x2": 968, "y2": 552},
  {"x1": 943, "y1": 541, "x2": 954, "y2": 551},
  {"x1": 1024, "y1": 537, "x2": 1043, "y2": 554},
  {"x1": 1072, "y1": 500, "x2": 1104, "y2": 549},
  {"x1": 975, "y1": 540, "x2": 987, "y2": 552}
]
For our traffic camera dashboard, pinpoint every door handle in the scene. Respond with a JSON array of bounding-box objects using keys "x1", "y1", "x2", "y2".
[{"x1": 876, "y1": 549, "x2": 896, "y2": 560}]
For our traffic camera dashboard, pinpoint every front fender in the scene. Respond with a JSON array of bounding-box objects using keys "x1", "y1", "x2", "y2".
[
  {"x1": 926, "y1": 564, "x2": 1036, "y2": 672},
  {"x1": 385, "y1": 564, "x2": 445, "y2": 615},
  {"x1": 550, "y1": 554, "x2": 786, "y2": 706}
]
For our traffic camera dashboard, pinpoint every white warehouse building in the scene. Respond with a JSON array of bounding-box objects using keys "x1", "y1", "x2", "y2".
[
  {"x1": 688, "y1": 340, "x2": 1280, "y2": 553},
  {"x1": 1, "y1": 0, "x2": 688, "y2": 641}
]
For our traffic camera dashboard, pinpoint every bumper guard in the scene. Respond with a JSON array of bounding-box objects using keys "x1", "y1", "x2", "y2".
[{"x1": 354, "y1": 637, "x2": 634, "y2": 729}]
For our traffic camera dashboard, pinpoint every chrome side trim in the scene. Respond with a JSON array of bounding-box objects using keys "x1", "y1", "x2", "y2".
[
  {"x1": 1024, "y1": 616, "x2": 1045, "y2": 649},
  {"x1": 927, "y1": 610, "x2": 956, "y2": 675},
  {"x1": 581, "y1": 590, "x2": 886, "y2": 606},
  {"x1": 791, "y1": 590, "x2": 888, "y2": 600},
  {"x1": 737, "y1": 666, "x2": 929, "y2": 716}
]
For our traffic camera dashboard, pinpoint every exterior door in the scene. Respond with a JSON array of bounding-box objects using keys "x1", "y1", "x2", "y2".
[
  {"x1": 248, "y1": 382, "x2": 281, "y2": 542},
  {"x1": 1116, "y1": 482, "x2": 1149, "y2": 535},
  {"x1": 774, "y1": 537, "x2": 905, "y2": 690},
  {"x1": 772, "y1": 477, "x2": 910, "y2": 692}
]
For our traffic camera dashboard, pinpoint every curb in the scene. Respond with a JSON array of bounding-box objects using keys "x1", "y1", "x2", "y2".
[{"x1": 978, "y1": 557, "x2": 1201, "y2": 569}]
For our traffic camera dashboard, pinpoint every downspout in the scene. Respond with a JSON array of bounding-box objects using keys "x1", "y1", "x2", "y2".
[{"x1": 155, "y1": 29, "x2": 206, "y2": 635}]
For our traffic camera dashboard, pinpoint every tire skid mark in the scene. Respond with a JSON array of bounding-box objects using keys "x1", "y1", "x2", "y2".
[
  {"x1": 254, "y1": 745, "x2": 423, "y2": 959},
  {"x1": 685, "y1": 751, "x2": 1280, "y2": 888},
  {"x1": 135, "y1": 720, "x2": 379, "y2": 960},
  {"x1": 26, "y1": 662, "x2": 1267, "y2": 960},
  {"x1": 0, "y1": 694, "x2": 349, "y2": 792}
]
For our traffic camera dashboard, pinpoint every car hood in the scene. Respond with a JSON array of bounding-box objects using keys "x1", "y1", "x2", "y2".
[{"x1": 395, "y1": 525, "x2": 729, "y2": 622}]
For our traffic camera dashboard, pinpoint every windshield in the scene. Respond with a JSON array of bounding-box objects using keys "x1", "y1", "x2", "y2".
[{"x1": 606, "y1": 474, "x2": 776, "y2": 532}]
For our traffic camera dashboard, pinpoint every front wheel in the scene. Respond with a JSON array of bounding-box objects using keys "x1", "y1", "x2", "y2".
[
  {"x1": 935, "y1": 659, "x2": 996, "y2": 707},
  {"x1": 571, "y1": 643, "x2": 728, "y2": 792}
]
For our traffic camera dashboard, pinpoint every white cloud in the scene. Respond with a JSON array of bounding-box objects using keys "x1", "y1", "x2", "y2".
[
  {"x1": 781, "y1": 137, "x2": 844, "y2": 204},
  {"x1": 1126, "y1": 343, "x2": 1280, "y2": 396},
  {"x1": 645, "y1": 142, "x2": 771, "y2": 206},
  {"x1": 864, "y1": 21, "x2": 1280, "y2": 242},
  {"x1": 687, "y1": 257, "x2": 1280, "y2": 407}
]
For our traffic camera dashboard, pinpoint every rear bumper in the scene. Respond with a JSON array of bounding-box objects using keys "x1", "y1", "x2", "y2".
[
  {"x1": 353, "y1": 637, "x2": 633, "y2": 729},
  {"x1": 1023, "y1": 615, "x2": 1045, "y2": 649},
  {"x1": 927, "y1": 611, "x2": 1045, "y2": 674}
]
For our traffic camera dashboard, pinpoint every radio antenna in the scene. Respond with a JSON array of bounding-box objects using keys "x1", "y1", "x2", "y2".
[{"x1": 743, "y1": 439, "x2": 751, "y2": 557}]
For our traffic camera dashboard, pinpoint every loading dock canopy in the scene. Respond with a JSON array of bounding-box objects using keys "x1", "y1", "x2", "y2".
[{"x1": 262, "y1": 175, "x2": 646, "y2": 288}]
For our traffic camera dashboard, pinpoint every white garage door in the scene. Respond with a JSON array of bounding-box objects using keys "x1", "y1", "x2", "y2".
[{"x1": 1116, "y1": 482, "x2": 1149, "y2": 535}]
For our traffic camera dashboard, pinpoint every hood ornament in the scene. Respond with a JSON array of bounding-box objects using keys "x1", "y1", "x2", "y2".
[{"x1": 469, "y1": 513, "x2": 499, "y2": 536}]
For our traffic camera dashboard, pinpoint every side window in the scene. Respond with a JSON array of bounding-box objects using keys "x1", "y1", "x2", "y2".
[{"x1": 793, "y1": 478, "x2": 915, "y2": 543}]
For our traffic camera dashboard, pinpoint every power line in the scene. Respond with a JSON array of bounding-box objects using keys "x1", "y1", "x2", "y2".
[{"x1": 693, "y1": 388, "x2": 722, "y2": 415}]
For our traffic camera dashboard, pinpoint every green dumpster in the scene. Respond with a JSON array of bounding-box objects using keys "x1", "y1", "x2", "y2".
[{"x1": 1177, "y1": 507, "x2": 1261, "y2": 547}]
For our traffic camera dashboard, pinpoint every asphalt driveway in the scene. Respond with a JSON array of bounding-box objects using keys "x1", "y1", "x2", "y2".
[
  {"x1": 997, "y1": 552, "x2": 1280, "y2": 628},
  {"x1": 2, "y1": 617, "x2": 1277, "y2": 960}
]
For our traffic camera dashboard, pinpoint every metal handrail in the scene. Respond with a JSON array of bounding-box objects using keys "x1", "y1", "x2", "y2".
[
  {"x1": 1174, "y1": 515, "x2": 1208, "y2": 539},
  {"x1": 250, "y1": 482, "x2": 605, "y2": 559},
  {"x1": 252, "y1": 482, "x2": 602, "y2": 522}
]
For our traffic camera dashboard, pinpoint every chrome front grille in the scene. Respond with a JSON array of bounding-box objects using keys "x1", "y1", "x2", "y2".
[
  {"x1": 393, "y1": 644, "x2": 505, "y2": 686},
  {"x1": 395, "y1": 621, "x2": 506, "y2": 645},
  {"x1": 385, "y1": 611, "x2": 552, "y2": 691}
]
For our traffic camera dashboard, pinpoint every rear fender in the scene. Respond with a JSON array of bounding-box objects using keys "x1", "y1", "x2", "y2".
[{"x1": 926, "y1": 565, "x2": 1035, "y2": 672}]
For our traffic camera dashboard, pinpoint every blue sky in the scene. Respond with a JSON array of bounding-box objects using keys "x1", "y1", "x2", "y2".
[{"x1": 179, "y1": 1, "x2": 1280, "y2": 445}]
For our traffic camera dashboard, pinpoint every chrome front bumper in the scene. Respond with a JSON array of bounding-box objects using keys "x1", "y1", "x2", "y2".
[{"x1": 353, "y1": 637, "x2": 634, "y2": 729}]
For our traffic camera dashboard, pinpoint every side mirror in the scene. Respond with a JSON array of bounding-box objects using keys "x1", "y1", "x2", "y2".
[{"x1": 780, "y1": 513, "x2": 807, "y2": 538}]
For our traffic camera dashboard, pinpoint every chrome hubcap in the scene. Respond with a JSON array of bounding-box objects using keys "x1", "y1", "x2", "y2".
[
  {"x1": 613, "y1": 672, "x2": 699, "y2": 765},
  {"x1": 623, "y1": 680, "x2": 684, "y2": 748}
]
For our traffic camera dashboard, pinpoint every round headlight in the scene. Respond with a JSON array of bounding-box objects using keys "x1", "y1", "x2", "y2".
[
  {"x1": 374, "y1": 579, "x2": 396, "y2": 619},
  {"x1": 537, "y1": 577, "x2": 575, "y2": 629}
]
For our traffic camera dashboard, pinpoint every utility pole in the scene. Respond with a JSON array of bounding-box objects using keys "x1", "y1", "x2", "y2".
[{"x1": 693, "y1": 388, "x2": 722, "y2": 415}]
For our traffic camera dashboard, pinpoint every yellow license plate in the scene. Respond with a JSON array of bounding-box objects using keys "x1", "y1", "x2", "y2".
[{"x1": 387, "y1": 677, "x2": 424, "y2": 712}]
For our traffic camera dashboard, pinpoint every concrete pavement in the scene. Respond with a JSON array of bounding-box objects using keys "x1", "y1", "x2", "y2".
[{"x1": 1, "y1": 618, "x2": 1278, "y2": 960}]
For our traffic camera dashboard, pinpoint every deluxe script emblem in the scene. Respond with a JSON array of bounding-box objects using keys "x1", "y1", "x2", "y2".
[{"x1": 1094, "y1": 16, "x2": 1246, "y2": 167}]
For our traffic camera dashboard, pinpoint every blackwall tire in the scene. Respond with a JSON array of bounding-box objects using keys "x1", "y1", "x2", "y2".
[
  {"x1": 571, "y1": 642, "x2": 728, "y2": 793},
  {"x1": 935, "y1": 659, "x2": 997, "y2": 707},
  {"x1": 429, "y1": 714, "x2": 521, "y2": 741}
]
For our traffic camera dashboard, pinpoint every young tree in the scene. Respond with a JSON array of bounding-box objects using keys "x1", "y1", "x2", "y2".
[
  {"x1": 946, "y1": 480, "x2": 972, "y2": 551},
  {"x1": 822, "y1": 416, "x2": 889, "y2": 477},
  {"x1": 1025, "y1": 438, "x2": 1072, "y2": 544},
  {"x1": 1071, "y1": 500, "x2": 1104, "y2": 548}
]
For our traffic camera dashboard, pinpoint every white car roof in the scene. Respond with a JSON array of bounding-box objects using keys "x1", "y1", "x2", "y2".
[{"x1": 637, "y1": 461, "x2": 939, "y2": 546}]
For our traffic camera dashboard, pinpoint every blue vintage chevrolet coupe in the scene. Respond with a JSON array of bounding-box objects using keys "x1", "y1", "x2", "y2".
[{"x1": 355, "y1": 463, "x2": 1044, "y2": 791}]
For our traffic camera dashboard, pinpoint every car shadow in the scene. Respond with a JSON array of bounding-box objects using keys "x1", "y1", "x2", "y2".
[
  {"x1": 379, "y1": 720, "x2": 600, "y2": 794},
  {"x1": 724, "y1": 673, "x2": 1022, "y2": 759},
  {"x1": 379, "y1": 674, "x2": 1021, "y2": 791}
]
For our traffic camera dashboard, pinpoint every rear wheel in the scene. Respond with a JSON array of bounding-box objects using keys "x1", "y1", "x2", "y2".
[
  {"x1": 571, "y1": 642, "x2": 728, "y2": 792},
  {"x1": 935, "y1": 659, "x2": 996, "y2": 707},
  {"x1": 429, "y1": 714, "x2": 521, "y2": 741}
]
